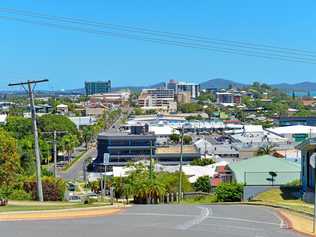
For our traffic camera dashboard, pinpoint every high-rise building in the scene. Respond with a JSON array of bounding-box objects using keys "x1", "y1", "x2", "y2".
[
  {"x1": 166, "y1": 80, "x2": 200, "y2": 98},
  {"x1": 85, "y1": 81, "x2": 111, "y2": 95}
]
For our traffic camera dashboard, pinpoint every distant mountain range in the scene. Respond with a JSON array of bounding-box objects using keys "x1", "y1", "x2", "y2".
[
  {"x1": 200, "y1": 78, "x2": 246, "y2": 89},
  {"x1": 200, "y1": 79, "x2": 316, "y2": 91},
  {"x1": 271, "y1": 81, "x2": 316, "y2": 91}
]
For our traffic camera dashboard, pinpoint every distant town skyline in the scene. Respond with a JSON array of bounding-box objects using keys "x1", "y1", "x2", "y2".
[{"x1": 1, "y1": 1, "x2": 316, "y2": 90}]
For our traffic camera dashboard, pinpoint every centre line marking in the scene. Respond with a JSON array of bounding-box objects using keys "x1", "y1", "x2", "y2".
[{"x1": 176, "y1": 206, "x2": 210, "y2": 230}]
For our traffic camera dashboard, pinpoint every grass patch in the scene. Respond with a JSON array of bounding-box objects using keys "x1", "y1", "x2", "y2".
[
  {"x1": 61, "y1": 151, "x2": 85, "y2": 172},
  {"x1": 251, "y1": 187, "x2": 313, "y2": 214},
  {"x1": 0, "y1": 203, "x2": 110, "y2": 213},
  {"x1": 182, "y1": 194, "x2": 217, "y2": 204}
]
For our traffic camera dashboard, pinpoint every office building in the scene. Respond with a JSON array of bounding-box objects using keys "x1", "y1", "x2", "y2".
[
  {"x1": 138, "y1": 88, "x2": 177, "y2": 112},
  {"x1": 94, "y1": 124, "x2": 156, "y2": 169},
  {"x1": 166, "y1": 80, "x2": 200, "y2": 98},
  {"x1": 85, "y1": 81, "x2": 111, "y2": 95},
  {"x1": 216, "y1": 92, "x2": 241, "y2": 106}
]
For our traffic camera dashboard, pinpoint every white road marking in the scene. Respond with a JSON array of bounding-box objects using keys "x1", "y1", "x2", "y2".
[
  {"x1": 207, "y1": 216, "x2": 280, "y2": 226},
  {"x1": 176, "y1": 206, "x2": 210, "y2": 230},
  {"x1": 199, "y1": 223, "x2": 264, "y2": 232},
  {"x1": 119, "y1": 212, "x2": 194, "y2": 217}
]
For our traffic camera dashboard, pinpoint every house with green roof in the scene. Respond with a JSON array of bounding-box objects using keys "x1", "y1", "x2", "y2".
[{"x1": 228, "y1": 155, "x2": 301, "y2": 186}]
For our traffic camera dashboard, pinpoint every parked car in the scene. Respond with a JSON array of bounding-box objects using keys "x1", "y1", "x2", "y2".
[{"x1": 68, "y1": 195, "x2": 82, "y2": 203}]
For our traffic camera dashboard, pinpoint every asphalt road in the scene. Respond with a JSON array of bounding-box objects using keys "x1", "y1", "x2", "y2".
[
  {"x1": 0, "y1": 205, "x2": 303, "y2": 237},
  {"x1": 59, "y1": 148, "x2": 96, "y2": 180}
]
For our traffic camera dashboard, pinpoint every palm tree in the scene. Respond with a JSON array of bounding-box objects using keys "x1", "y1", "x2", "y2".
[
  {"x1": 82, "y1": 126, "x2": 94, "y2": 150},
  {"x1": 257, "y1": 144, "x2": 275, "y2": 156},
  {"x1": 147, "y1": 179, "x2": 166, "y2": 204},
  {"x1": 61, "y1": 134, "x2": 79, "y2": 161}
]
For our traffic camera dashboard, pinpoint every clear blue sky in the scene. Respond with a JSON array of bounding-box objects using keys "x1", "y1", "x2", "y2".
[{"x1": 0, "y1": 0, "x2": 316, "y2": 90}]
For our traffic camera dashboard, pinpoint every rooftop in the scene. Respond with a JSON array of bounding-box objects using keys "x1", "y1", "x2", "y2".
[{"x1": 156, "y1": 145, "x2": 198, "y2": 154}]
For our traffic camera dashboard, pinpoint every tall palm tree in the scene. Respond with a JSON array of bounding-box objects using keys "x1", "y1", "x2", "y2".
[
  {"x1": 82, "y1": 126, "x2": 94, "y2": 150},
  {"x1": 61, "y1": 134, "x2": 79, "y2": 161}
]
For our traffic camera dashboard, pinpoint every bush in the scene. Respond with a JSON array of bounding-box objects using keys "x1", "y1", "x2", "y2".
[
  {"x1": 0, "y1": 187, "x2": 32, "y2": 200},
  {"x1": 215, "y1": 183, "x2": 243, "y2": 202},
  {"x1": 23, "y1": 176, "x2": 66, "y2": 201},
  {"x1": 193, "y1": 176, "x2": 211, "y2": 193},
  {"x1": 0, "y1": 187, "x2": 11, "y2": 199},
  {"x1": 190, "y1": 159, "x2": 215, "y2": 166},
  {"x1": 8, "y1": 189, "x2": 32, "y2": 200}
]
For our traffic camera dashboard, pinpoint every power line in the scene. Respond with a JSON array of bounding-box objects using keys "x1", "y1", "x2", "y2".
[
  {"x1": 1, "y1": 7, "x2": 316, "y2": 57},
  {"x1": 0, "y1": 10, "x2": 316, "y2": 64}
]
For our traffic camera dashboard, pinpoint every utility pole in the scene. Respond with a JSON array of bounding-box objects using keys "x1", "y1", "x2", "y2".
[
  {"x1": 42, "y1": 130, "x2": 67, "y2": 177},
  {"x1": 178, "y1": 126, "x2": 184, "y2": 203},
  {"x1": 149, "y1": 140, "x2": 153, "y2": 181},
  {"x1": 8, "y1": 79, "x2": 48, "y2": 202}
]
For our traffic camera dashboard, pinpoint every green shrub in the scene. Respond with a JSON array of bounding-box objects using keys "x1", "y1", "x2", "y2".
[
  {"x1": 190, "y1": 159, "x2": 215, "y2": 166},
  {"x1": 0, "y1": 186, "x2": 32, "y2": 200},
  {"x1": 23, "y1": 176, "x2": 66, "y2": 201},
  {"x1": 215, "y1": 183, "x2": 243, "y2": 202},
  {"x1": 286, "y1": 179, "x2": 301, "y2": 187},
  {"x1": 193, "y1": 176, "x2": 211, "y2": 193},
  {"x1": 0, "y1": 187, "x2": 11, "y2": 199},
  {"x1": 8, "y1": 189, "x2": 32, "y2": 200}
]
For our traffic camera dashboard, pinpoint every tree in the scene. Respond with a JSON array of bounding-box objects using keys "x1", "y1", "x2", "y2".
[
  {"x1": 18, "y1": 136, "x2": 35, "y2": 175},
  {"x1": 0, "y1": 128, "x2": 21, "y2": 188},
  {"x1": 193, "y1": 176, "x2": 211, "y2": 193},
  {"x1": 169, "y1": 133, "x2": 180, "y2": 143},
  {"x1": 5, "y1": 116, "x2": 32, "y2": 139},
  {"x1": 82, "y1": 126, "x2": 94, "y2": 150},
  {"x1": 183, "y1": 135, "x2": 192, "y2": 144},
  {"x1": 178, "y1": 103, "x2": 203, "y2": 113},
  {"x1": 60, "y1": 134, "x2": 79, "y2": 161},
  {"x1": 38, "y1": 114, "x2": 78, "y2": 137}
]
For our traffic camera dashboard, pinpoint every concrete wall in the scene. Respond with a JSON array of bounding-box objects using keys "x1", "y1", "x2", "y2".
[{"x1": 243, "y1": 186, "x2": 278, "y2": 201}]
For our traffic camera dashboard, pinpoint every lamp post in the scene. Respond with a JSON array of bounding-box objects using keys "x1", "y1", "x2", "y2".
[{"x1": 178, "y1": 126, "x2": 184, "y2": 203}]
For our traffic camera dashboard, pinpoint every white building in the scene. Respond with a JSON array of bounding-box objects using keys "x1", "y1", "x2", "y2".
[
  {"x1": 56, "y1": 104, "x2": 69, "y2": 115},
  {"x1": 267, "y1": 125, "x2": 316, "y2": 142},
  {"x1": 68, "y1": 116, "x2": 96, "y2": 129},
  {"x1": 0, "y1": 114, "x2": 7, "y2": 125},
  {"x1": 138, "y1": 88, "x2": 177, "y2": 112},
  {"x1": 166, "y1": 80, "x2": 200, "y2": 99}
]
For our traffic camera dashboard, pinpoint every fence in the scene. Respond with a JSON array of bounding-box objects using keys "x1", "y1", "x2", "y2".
[
  {"x1": 243, "y1": 171, "x2": 301, "y2": 186},
  {"x1": 243, "y1": 171, "x2": 301, "y2": 201}
]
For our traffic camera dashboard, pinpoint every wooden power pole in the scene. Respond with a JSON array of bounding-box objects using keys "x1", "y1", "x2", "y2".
[{"x1": 9, "y1": 79, "x2": 48, "y2": 202}]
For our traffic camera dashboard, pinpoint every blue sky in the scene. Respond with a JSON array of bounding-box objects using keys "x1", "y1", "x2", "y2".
[{"x1": 0, "y1": 0, "x2": 316, "y2": 90}]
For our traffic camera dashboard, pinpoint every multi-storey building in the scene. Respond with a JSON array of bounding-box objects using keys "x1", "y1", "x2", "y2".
[
  {"x1": 138, "y1": 88, "x2": 177, "y2": 112},
  {"x1": 85, "y1": 81, "x2": 111, "y2": 96},
  {"x1": 216, "y1": 92, "x2": 241, "y2": 106},
  {"x1": 94, "y1": 124, "x2": 156, "y2": 170},
  {"x1": 166, "y1": 80, "x2": 200, "y2": 98}
]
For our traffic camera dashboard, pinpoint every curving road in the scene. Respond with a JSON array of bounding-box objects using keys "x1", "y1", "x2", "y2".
[{"x1": 0, "y1": 205, "x2": 303, "y2": 237}]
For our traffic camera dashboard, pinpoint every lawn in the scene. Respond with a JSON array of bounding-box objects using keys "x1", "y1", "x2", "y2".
[
  {"x1": 0, "y1": 202, "x2": 111, "y2": 213},
  {"x1": 182, "y1": 194, "x2": 217, "y2": 205},
  {"x1": 252, "y1": 187, "x2": 314, "y2": 214}
]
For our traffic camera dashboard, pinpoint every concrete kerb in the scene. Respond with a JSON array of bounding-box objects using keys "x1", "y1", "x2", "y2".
[{"x1": 0, "y1": 204, "x2": 131, "y2": 222}]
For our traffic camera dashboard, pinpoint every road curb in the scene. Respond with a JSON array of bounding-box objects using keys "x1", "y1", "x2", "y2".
[
  {"x1": 0, "y1": 206, "x2": 125, "y2": 222},
  {"x1": 276, "y1": 210, "x2": 315, "y2": 237}
]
